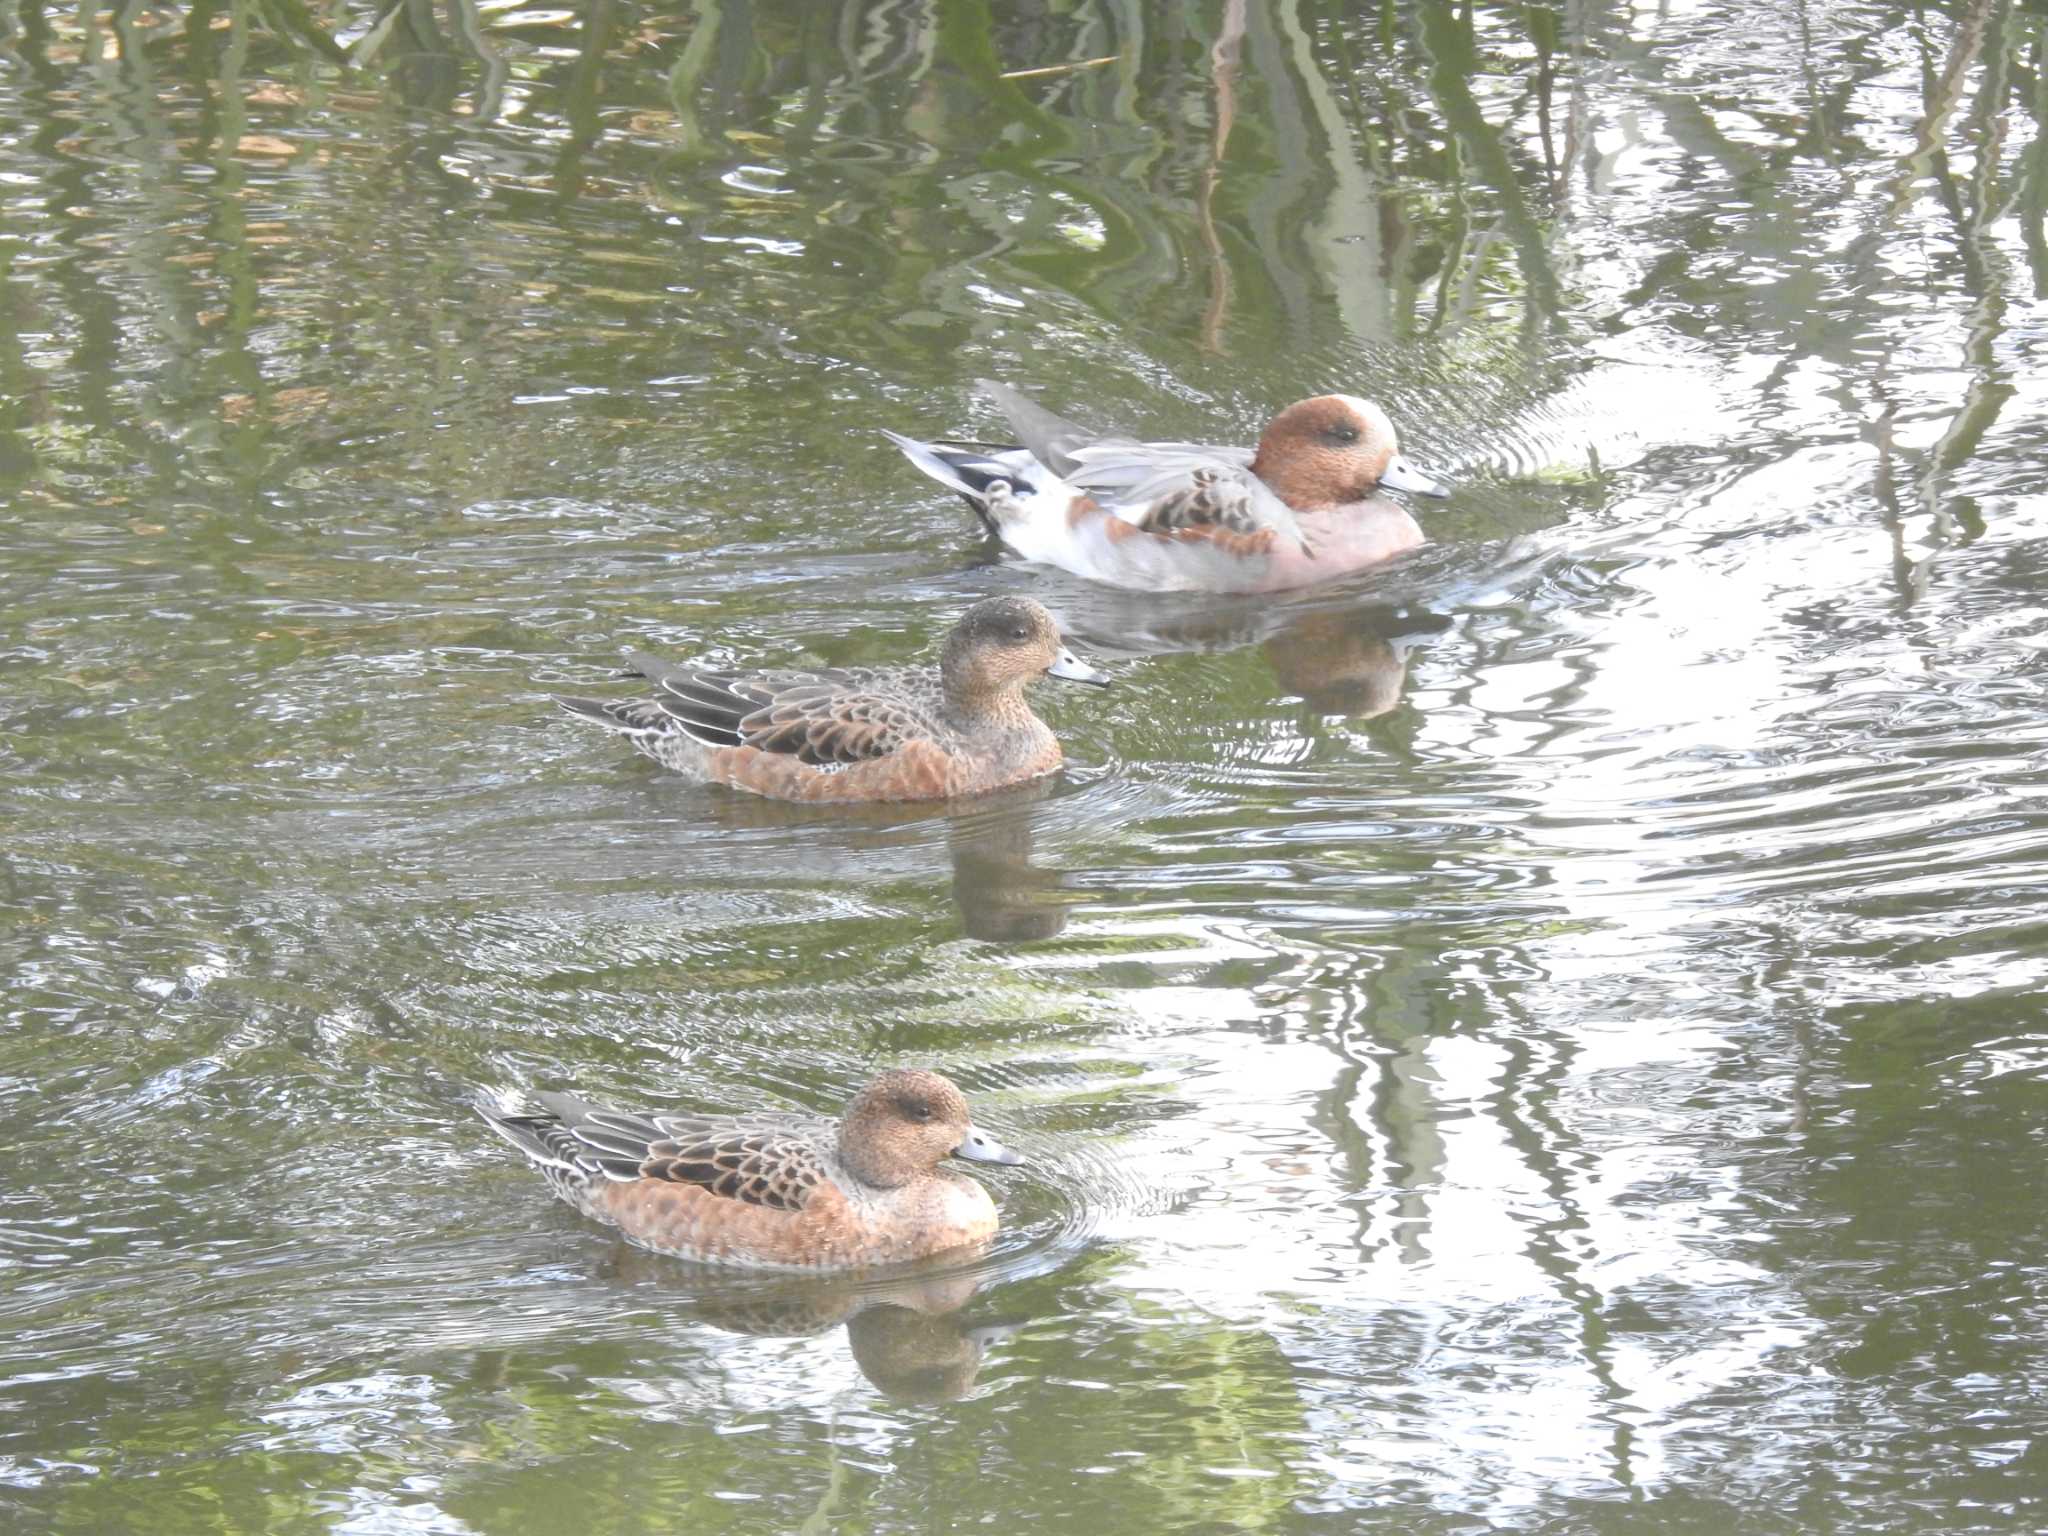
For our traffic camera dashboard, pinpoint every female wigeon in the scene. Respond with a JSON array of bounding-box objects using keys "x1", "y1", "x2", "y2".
[
  {"x1": 478, "y1": 1068, "x2": 1024, "y2": 1271},
  {"x1": 885, "y1": 379, "x2": 1450, "y2": 594},
  {"x1": 556, "y1": 595, "x2": 1107, "y2": 802}
]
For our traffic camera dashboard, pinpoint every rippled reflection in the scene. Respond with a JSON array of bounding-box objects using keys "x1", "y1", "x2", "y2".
[
  {"x1": 589, "y1": 1253, "x2": 1013, "y2": 1403},
  {"x1": 5, "y1": 0, "x2": 2048, "y2": 1530}
]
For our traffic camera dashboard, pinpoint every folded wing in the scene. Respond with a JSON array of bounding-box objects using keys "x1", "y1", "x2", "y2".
[
  {"x1": 625, "y1": 656, "x2": 940, "y2": 766},
  {"x1": 976, "y1": 380, "x2": 1312, "y2": 556},
  {"x1": 491, "y1": 1093, "x2": 831, "y2": 1213}
]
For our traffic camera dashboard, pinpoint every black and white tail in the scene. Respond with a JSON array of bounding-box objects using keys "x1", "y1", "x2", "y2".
[{"x1": 881, "y1": 430, "x2": 1044, "y2": 535}]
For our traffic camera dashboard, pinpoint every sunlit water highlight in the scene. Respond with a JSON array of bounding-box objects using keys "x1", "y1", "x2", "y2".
[{"x1": 4, "y1": 1, "x2": 2047, "y2": 1532}]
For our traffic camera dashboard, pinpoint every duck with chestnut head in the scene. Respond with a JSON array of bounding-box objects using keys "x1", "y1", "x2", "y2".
[{"x1": 885, "y1": 379, "x2": 1450, "y2": 594}]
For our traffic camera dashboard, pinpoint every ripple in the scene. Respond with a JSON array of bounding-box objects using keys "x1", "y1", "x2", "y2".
[{"x1": 8, "y1": 1, "x2": 2048, "y2": 1525}]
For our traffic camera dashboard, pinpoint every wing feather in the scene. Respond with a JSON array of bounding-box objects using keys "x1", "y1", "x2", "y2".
[
  {"x1": 1069, "y1": 451, "x2": 1309, "y2": 553},
  {"x1": 732, "y1": 683, "x2": 937, "y2": 766},
  {"x1": 589, "y1": 654, "x2": 939, "y2": 765},
  {"x1": 513, "y1": 1096, "x2": 833, "y2": 1212},
  {"x1": 640, "y1": 1130, "x2": 828, "y2": 1212},
  {"x1": 975, "y1": 378, "x2": 1101, "y2": 476}
]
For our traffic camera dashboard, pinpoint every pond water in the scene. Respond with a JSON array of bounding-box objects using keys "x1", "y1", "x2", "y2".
[{"x1": 4, "y1": 1, "x2": 2047, "y2": 1531}]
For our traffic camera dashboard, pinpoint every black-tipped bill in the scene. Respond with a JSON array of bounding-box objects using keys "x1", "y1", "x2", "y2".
[
  {"x1": 1380, "y1": 455, "x2": 1451, "y2": 498},
  {"x1": 953, "y1": 1125, "x2": 1024, "y2": 1166},
  {"x1": 1047, "y1": 647, "x2": 1110, "y2": 687}
]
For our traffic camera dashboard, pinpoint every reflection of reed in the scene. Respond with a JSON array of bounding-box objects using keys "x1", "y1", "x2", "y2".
[
  {"x1": 555, "y1": 0, "x2": 620, "y2": 196},
  {"x1": 1854, "y1": 0, "x2": 2008, "y2": 602},
  {"x1": 1196, "y1": 1, "x2": 1245, "y2": 353},
  {"x1": 1916, "y1": 1, "x2": 2014, "y2": 486},
  {"x1": 1413, "y1": 3, "x2": 1562, "y2": 330},
  {"x1": 1583, "y1": 0, "x2": 2028, "y2": 607},
  {"x1": 254, "y1": 0, "x2": 349, "y2": 67},
  {"x1": 1887, "y1": 0, "x2": 1996, "y2": 217},
  {"x1": 1302, "y1": 945, "x2": 1646, "y2": 1489},
  {"x1": 6, "y1": 0, "x2": 1610, "y2": 422},
  {"x1": 660, "y1": 0, "x2": 728, "y2": 163}
]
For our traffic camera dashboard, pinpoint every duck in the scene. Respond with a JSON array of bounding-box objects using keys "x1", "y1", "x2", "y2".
[
  {"x1": 556, "y1": 595, "x2": 1107, "y2": 802},
  {"x1": 884, "y1": 379, "x2": 1449, "y2": 594},
  {"x1": 478, "y1": 1068, "x2": 1024, "y2": 1271}
]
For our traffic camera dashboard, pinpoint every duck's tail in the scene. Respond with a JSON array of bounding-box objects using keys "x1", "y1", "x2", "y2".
[
  {"x1": 477, "y1": 1092, "x2": 643, "y2": 1223},
  {"x1": 554, "y1": 694, "x2": 671, "y2": 736},
  {"x1": 479, "y1": 1091, "x2": 661, "y2": 1182},
  {"x1": 881, "y1": 430, "x2": 1045, "y2": 536},
  {"x1": 476, "y1": 1095, "x2": 580, "y2": 1174}
]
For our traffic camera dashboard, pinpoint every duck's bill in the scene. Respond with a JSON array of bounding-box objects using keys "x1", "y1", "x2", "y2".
[
  {"x1": 1379, "y1": 456, "x2": 1451, "y2": 498},
  {"x1": 953, "y1": 1126, "x2": 1025, "y2": 1166},
  {"x1": 1047, "y1": 648, "x2": 1110, "y2": 687}
]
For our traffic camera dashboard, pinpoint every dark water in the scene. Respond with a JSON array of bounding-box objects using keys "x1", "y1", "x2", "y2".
[{"x1": 4, "y1": 1, "x2": 2047, "y2": 1531}]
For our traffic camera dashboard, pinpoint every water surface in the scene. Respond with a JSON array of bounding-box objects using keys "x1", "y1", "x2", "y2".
[{"x1": 4, "y1": 1, "x2": 2047, "y2": 1532}]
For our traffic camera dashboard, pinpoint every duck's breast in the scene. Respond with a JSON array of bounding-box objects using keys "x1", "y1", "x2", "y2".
[{"x1": 876, "y1": 1172, "x2": 1001, "y2": 1260}]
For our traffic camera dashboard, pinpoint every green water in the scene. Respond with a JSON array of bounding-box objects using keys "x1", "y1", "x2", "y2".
[{"x1": 4, "y1": 1, "x2": 2047, "y2": 1531}]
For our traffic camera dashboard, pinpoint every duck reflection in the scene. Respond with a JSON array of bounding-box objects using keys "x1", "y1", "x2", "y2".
[
  {"x1": 1039, "y1": 570, "x2": 1452, "y2": 721},
  {"x1": 597, "y1": 1245, "x2": 1012, "y2": 1401},
  {"x1": 569, "y1": 763, "x2": 1083, "y2": 943},
  {"x1": 946, "y1": 783, "x2": 1084, "y2": 941},
  {"x1": 1262, "y1": 605, "x2": 1446, "y2": 718}
]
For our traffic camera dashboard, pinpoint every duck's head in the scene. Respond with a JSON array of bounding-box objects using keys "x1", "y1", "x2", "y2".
[
  {"x1": 942, "y1": 595, "x2": 1108, "y2": 699},
  {"x1": 1250, "y1": 395, "x2": 1449, "y2": 509},
  {"x1": 838, "y1": 1068, "x2": 1023, "y2": 1189}
]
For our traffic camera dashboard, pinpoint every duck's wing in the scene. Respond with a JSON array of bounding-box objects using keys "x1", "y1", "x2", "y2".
[
  {"x1": 1064, "y1": 442, "x2": 1313, "y2": 557},
  {"x1": 622, "y1": 657, "x2": 943, "y2": 766},
  {"x1": 974, "y1": 378, "x2": 1102, "y2": 478},
  {"x1": 503, "y1": 1094, "x2": 832, "y2": 1213},
  {"x1": 641, "y1": 1119, "x2": 830, "y2": 1213},
  {"x1": 976, "y1": 380, "x2": 1312, "y2": 556}
]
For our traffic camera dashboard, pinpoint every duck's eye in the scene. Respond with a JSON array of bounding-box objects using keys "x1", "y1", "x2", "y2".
[
  {"x1": 1008, "y1": 626, "x2": 1032, "y2": 643},
  {"x1": 905, "y1": 1100, "x2": 935, "y2": 1122},
  {"x1": 1323, "y1": 423, "x2": 1361, "y2": 446}
]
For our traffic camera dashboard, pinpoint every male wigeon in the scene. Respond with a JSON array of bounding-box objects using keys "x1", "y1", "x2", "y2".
[
  {"x1": 885, "y1": 379, "x2": 1450, "y2": 594},
  {"x1": 478, "y1": 1068, "x2": 1024, "y2": 1271},
  {"x1": 556, "y1": 595, "x2": 1107, "y2": 803}
]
